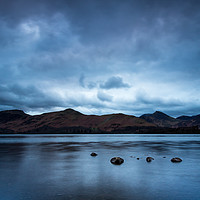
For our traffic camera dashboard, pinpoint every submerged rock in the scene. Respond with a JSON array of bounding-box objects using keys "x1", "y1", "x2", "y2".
[
  {"x1": 146, "y1": 157, "x2": 154, "y2": 162},
  {"x1": 171, "y1": 157, "x2": 182, "y2": 163},
  {"x1": 110, "y1": 157, "x2": 124, "y2": 165},
  {"x1": 90, "y1": 152, "x2": 98, "y2": 156},
  {"x1": 137, "y1": 158, "x2": 140, "y2": 160}
]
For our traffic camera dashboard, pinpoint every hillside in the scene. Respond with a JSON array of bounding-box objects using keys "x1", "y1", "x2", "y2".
[
  {"x1": 0, "y1": 109, "x2": 200, "y2": 134},
  {"x1": 0, "y1": 109, "x2": 155, "y2": 133},
  {"x1": 140, "y1": 111, "x2": 179, "y2": 128}
]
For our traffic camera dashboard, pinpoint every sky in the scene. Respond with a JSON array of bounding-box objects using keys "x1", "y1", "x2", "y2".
[{"x1": 0, "y1": 0, "x2": 200, "y2": 117}]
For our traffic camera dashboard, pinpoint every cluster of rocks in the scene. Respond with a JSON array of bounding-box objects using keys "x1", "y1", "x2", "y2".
[{"x1": 90, "y1": 152, "x2": 182, "y2": 165}]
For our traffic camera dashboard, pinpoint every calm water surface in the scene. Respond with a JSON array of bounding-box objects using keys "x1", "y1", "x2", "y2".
[{"x1": 0, "y1": 134, "x2": 200, "y2": 200}]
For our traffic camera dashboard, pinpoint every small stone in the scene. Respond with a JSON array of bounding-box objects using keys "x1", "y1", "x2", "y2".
[
  {"x1": 90, "y1": 152, "x2": 98, "y2": 156},
  {"x1": 171, "y1": 157, "x2": 182, "y2": 163},
  {"x1": 110, "y1": 157, "x2": 124, "y2": 165},
  {"x1": 146, "y1": 157, "x2": 154, "y2": 162}
]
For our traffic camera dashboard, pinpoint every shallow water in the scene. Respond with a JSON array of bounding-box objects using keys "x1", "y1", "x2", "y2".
[{"x1": 0, "y1": 134, "x2": 200, "y2": 200}]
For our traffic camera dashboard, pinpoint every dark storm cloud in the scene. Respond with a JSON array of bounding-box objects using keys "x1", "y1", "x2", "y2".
[
  {"x1": 0, "y1": 84, "x2": 63, "y2": 111},
  {"x1": 135, "y1": 92, "x2": 183, "y2": 108},
  {"x1": 134, "y1": 92, "x2": 184, "y2": 116},
  {"x1": 0, "y1": 83, "x2": 106, "y2": 113},
  {"x1": 97, "y1": 91, "x2": 113, "y2": 102},
  {"x1": 114, "y1": 94, "x2": 200, "y2": 118},
  {"x1": 0, "y1": 0, "x2": 200, "y2": 115},
  {"x1": 100, "y1": 76, "x2": 130, "y2": 89}
]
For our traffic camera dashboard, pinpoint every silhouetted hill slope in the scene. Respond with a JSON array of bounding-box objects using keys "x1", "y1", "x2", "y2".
[
  {"x1": 140, "y1": 111, "x2": 178, "y2": 127},
  {"x1": 0, "y1": 110, "x2": 29, "y2": 122},
  {"x1": 0, "y1": 109, "x2": 155, "y2": 133},
  {"x1": 0, "y1": 109, "x2": 200, "y2": 133},
  {"x1": 177, "y1": 114, "x2": 200, "y2": 128}
]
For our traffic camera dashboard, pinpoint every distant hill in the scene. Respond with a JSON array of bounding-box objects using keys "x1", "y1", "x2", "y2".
[
  {"x1": 0, "y1": 109, "x2": 199, "y2": 134},
  {"x1": 0, "y1": 109, "x2": 155, "y2": 133},
  {"x1": 140, "y1": 111, "x2": 200, "y2": 129},
  {"x1": 140, "y1": 111, "x2": 178, "y2": 128},
  {"x1": 176, "y1": 114, "x2": 200, "y2": 128}
]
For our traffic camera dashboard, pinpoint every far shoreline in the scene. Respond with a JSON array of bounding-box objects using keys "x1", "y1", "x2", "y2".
[{"x1": 1, "y1": 132, "x2": 200, "y2": 135}]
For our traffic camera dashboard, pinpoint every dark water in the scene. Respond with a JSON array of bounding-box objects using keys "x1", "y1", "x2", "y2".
[{"x1": 1, "y1": 134, "x2": 200, "y2": 200}]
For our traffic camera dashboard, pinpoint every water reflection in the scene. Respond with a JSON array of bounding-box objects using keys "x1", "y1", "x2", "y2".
[
  {"x1": 0, "y1": 134, "x2": 200, "y2": 200},
  {"x1": 34, "y1": 140, "x2": 200, "y2": 153}
]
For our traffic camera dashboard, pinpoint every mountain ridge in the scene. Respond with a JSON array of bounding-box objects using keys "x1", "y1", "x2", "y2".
[
  {"x1": 140, "y1": 111, "x2": 178, "y2": 128},
  {"x1": 0, "y1": 109, "x2": 199, "y2": 134}
]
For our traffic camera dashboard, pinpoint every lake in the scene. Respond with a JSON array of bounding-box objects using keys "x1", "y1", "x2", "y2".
[{"x1": 0, "y1": 134, "x2": 200, "y2": 200}]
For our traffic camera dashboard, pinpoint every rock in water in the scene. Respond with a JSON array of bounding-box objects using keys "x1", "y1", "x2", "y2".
[
  {"x1": 171, "y1": 157, "x2": 182, "y2": 163},
  {"x1": 146, "y1": 157, "x2": 154, "y2": 162},
  {"x1": 90, "y1": 152, "x2": 98, "y2": 156},
  {"x1": 110, "y1": 157, "x2": 124, "y2": 165}
]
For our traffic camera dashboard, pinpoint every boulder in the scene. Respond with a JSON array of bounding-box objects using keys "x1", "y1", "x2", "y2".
[
  {"x1": 146, "y1": 157, "x2": 154, "y2": 162},
  {"x1": 90, "y1": 152, "x2": 98, "y2": 156},
  {"x1": 171, "y1": 157, "x2": 182, "y2": 163},
  {"x1": 110, "y1": 157, "x2": 124, "y2": 165}
]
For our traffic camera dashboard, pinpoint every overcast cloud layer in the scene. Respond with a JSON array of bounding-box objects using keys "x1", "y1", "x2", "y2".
[{"x1": 0, "y1": 0, "x2": 200, "y2": 117}]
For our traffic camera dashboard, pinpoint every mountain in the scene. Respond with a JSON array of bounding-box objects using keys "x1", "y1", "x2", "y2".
[
  {"x1": 0, "y1": 109, "x2": 199, "y2": 134},
  {"x1": 176, "y1": 114, "x2": 200, "y2": 128},
  {"x1": 0, "y1": 109, "x2": 29, "y2": 122},
  {"x1": 140, "y1": 111, "x2": 178, "y2": 128},
  {"x1": 0, "y1": 109, "x2": 155, "y2": 133}
]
